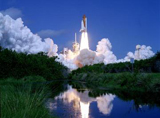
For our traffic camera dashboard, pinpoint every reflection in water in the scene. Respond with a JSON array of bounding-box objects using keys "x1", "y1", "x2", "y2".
[
  {"x1": 48, "y1": 86, "x2": 115, "y2": 118},
  {"x1": 96, "y1": 94, "x2": 114, "y2": 115},
  {"x1": 80, "y1": 102, "x2": 89, "y2": 118}
]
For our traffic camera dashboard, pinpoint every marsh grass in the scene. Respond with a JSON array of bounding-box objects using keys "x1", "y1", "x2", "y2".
[{"x1": 0, "y1": 78, "x2": 55, "y2": 118}]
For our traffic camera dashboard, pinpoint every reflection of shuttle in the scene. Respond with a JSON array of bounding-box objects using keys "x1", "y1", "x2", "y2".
[{"x1": 80, "y1": 15, "x2": 87, "y2": 32}]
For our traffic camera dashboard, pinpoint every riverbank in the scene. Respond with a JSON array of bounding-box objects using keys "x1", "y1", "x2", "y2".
[
  {"x1": 1, "y1": 47, "x2": 160, "y2": 117},
  {"x1": 69, "y1": 73, "x2": 160, "y2": 93}
]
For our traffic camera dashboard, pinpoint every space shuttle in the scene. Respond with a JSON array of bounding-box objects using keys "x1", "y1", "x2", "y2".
[{"x1": 80, "y1": 15, "x2": 87, "y2": 32}]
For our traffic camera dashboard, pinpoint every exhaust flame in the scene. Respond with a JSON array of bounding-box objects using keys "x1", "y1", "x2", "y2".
[{"x1": 80, "y1": 32, "x2": 89, "y2": 50}]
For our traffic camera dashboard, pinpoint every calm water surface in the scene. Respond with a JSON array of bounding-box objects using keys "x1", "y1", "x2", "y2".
[{"x1": 46, "y1": 86, "x2": 160, "y2": 118}]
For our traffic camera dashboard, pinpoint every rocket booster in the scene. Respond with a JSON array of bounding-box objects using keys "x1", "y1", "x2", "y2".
[{"x1": 80, "y1": 15, "x2": 87, "y2": 32}]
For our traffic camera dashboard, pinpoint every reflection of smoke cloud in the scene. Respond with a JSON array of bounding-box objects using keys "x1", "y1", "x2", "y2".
[
  {"x1": 55, "y1": 86, "x2": 80, "y2": 103},
  {"x1": 96, "y1": 94, "x2": 115, "y2": 115},
  {"x1": 78, "y1": 91, "x2": 95, "y2": 103},
  {"x1": 0, "y1": 13, "x2": 57, "y2": 54},
  {"x1": 80, "y1": 102, "x2": 89, "y2": 118},
  {"x1": 55, "y1": 86, "x2": 115, "y2": 116}
]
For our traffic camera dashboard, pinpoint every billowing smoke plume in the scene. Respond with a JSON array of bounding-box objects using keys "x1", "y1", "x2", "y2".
[
  {"x1": 46, "y1": 38, "x2": 58, "y2": 57},
  {"x1": 76, "y1": 49, "x2": 96, "y2": 67},
  {"x1": 96, "y1": 38, "x2": 117, "y2": 64},
  {"x1": 56, "y1": 38, "x2": 118, "y2": 70},
  {"x1": 56, "y1": 38, "x2": 155, "y2": 70},
  {"x1": 0, "y1": 12, "x2": 155, "y2": 71},
  {"x1": 119, "y1": 44, "x2": 155, "y2": 62},
  {"x1": 75, "y1": 38, "x2": 117, "y2": 67},
  {"x1": 56, "y1": 53, "x2": 78, "y2": 70},
  {"x1": 0, "y1": 13, "x2": 57, "y2": 55},
  {"x1": 134, "y1": 45, "x2": 154, "y2": 60}
]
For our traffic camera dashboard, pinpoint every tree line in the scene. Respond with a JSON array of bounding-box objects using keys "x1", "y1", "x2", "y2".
[{"x1": 0, "y1": 46, "x2": 68, "y2": 80}]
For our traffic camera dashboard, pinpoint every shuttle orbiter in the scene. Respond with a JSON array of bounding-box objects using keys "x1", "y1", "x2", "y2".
[{"x1": 80, "y1": 15, "x2": 87, "y2": 32}]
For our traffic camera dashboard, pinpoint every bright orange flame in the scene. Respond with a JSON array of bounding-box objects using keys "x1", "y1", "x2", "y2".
[{"x1": 80, "y1": 32, "x2": 89, "y2": 50}]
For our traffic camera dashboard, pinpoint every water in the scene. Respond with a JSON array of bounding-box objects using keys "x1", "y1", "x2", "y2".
[{"x1": 46, "y1": 85, "x2": 160, "y2": 118}]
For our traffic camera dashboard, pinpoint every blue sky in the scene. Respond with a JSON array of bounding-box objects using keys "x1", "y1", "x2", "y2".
[{"x1": 0, "y1": 0, "x2": 159, "y2": 58}]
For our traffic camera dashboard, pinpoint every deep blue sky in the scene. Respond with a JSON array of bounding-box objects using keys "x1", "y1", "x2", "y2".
[{"x1": 0, "y1": 0, "x2": 159, "y2": 58}]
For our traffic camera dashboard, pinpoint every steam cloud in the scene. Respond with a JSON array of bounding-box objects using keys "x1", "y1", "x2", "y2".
[
  {"x1": 0, "y1": 12, "x2": 155, "y2": 70},
  {"x1": 0, "y1": 13, "x2": 57, "y2": 55},
  {"x1": 118, "y1": 45, "x2": 155, "y2": 62}
]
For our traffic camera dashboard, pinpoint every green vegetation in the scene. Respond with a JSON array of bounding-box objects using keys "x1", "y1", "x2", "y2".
[
  {"x1": 0, "y1": 76, "x2": 57, "y2": 118},
  {"x1": 70, "y1": 73, "x2": 160, "y2": 93},
  {"x1": 0, "y1": 46, "x2": 68, "y2": 80}
]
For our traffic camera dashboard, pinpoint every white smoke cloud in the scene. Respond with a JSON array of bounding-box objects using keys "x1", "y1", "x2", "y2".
[
  {"x1": 96, "y1": 38, "x2": 117, "y2": 64},
  {"x1": 96, "y1": 38, "x2": 112, "y2": 53},
  {"x1": 76, "y1": 49, "x2": 96, "y2": 67},
  {"x1": 0, "y1": 13, "x2": 57, "y2": 55},
  {"x1": 0, "y1": 12, "x2": 155, "y2": 71},
  {"x1": 134, "y1": 45, "x2": 154, "y2": 60},
  {"x1": 120, "y1": 45, "x2": 155, "y2": 62},
  {"x1": 59, "y1": 38, "x2": 117, "y2": 70},
  {"x1": 93, "y1": 53, "x2": 104, "y2": 64},
  {"x1": 56, "y1": 37, "x2": 155, "y2": 71},
  {"x1": 45, "y1": 38, "x2": 58, "y2": 57},
  {"x1": 56, "y1": 54, "x2": 78, "y2": 70}
]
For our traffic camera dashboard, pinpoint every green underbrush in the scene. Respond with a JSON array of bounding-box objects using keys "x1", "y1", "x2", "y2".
[{"x1": 0, "y1": 76, "x2": 58, "y2": 118}]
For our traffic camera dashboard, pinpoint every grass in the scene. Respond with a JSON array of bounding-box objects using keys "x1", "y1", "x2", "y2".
[{"x1": 0, "y1": 77, "x2": 56, "y2": 118}]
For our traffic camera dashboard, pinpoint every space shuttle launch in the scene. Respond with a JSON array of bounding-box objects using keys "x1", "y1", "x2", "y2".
[
  {"x1": 79, "y1": 15, "x2": 89, "y2": 50},
  {"x1": 80, "y1": 15, "x2": 87, "y2": 32}
]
